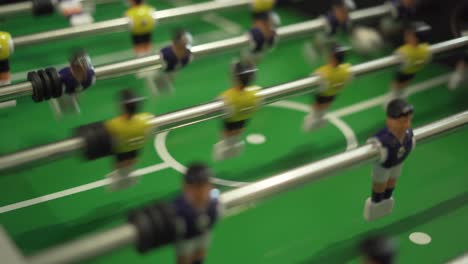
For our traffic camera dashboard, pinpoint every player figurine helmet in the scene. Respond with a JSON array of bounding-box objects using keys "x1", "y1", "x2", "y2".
[
  {"x1": 331, "y1": 0, "x2": 355, "y2": 10},
  {"x1": 360, "y1": 236, "x2": 397, "y2": 264},
  {"x1": 173, "y1": 29, "x2": 193, "y2": 50},
  {"x1": 120, "y1": 89, "x2": 144, "y2": 116},
  {"x1": 405, "y1": 21, "x2": 431, "y2": 43},
  {"x1": 386, "y1": 98, "x2": 414, "y2": 118},
  {"x1": 330, "y1": 44, "x2": 349, "y2": 64},
  {"x1": 232, "y1": 61, "x2": 257, "y2": 87},
  {"x1": 184, "y1": 163, "x2": 214, "y2": 185}
]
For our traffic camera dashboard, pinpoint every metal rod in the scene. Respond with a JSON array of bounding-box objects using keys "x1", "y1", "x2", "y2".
[
  {"x1": 0, "y1": 138, "x2": 85, "y2": 172},
  {"x1": 27, "y1": 224, "x2": 138, "y2": 264},
  {"x1": 1, "y1": 36, "x2": 468, "y2": 173},
  {"x1": 221, "y1": 110, "x2": 468, "y2": 210},
  {"x1": 25, "y1": 110, "x2": 468, "y2": 264},
  {"x1": 0, "y1": 1, "x2": 32, "y2": 17},
  {"x1": 446, "y1": 252, "x2": 468, "y2": 264},
  {"x1": 0, "y1": 4, "x2": 394, "y2": 102},
  {"x1": 12, "y1": 0, "x2": 251, "y2": 47},
  {"x1": 0, "y1": 82, "x2": 33, "y2": 102}
]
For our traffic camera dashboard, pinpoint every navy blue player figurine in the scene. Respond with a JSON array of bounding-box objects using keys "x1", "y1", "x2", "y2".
[
  {"x1": 380, "y1": 0, "x2": 418, "y2": 40},
  {"x1": 173, "y1": 163, "x2": 219, "y2": 264},
  {"x1": 150, "y1": 29, "x2": 193, "y2": 94},
  {"x1": 364, "y1": 99, "x2": 414, "y2": 221},
  {"x1": 360, "y1": 236, "x2": 397, "y2": 264},
  {"x1": 389, "y1": 0, "x2": 417, "y2": 21},
  {"x1": 50, "y1": 50, "x2": 95, "y2": 116},
  {"x1": 241, "y1": 0, "x2": 280, "y2": 64},
  {"x1": 325, "y1": 0, "x2": 354, "y2": 36},
  {"x1": 304, "y1": 0, "x2": 354, "y2": 64}
]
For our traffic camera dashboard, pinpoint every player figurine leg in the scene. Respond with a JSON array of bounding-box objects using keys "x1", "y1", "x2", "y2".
[
  {"x1": 448, "y1": 54, "x2": 468, "y2": 90},
  {"x1": 105, "y1": 90, "x2": 154, "y2": 191},
  {"x1": 364, "y1": 164, "x2": 401, "y2": 221},
  {"x1": 214, "y1": 123, "x2": 246, "y2": 161},
  {"x1": 173, "y1": 164, "x2": 219, "y2": 264},
  {"x1": 364, "y1": 99, "x2": 414, "y2": 221},
  {"x1": 303, "y1": 104, "x2": 328, "y2": 131},
  {"x1": 58, "y1": 0, "x2": 94, "y2": 26}
]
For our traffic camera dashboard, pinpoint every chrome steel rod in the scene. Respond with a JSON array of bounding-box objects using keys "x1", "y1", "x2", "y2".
[
  {"x1": 12, "y1": 0, "x2": 251, "y2": 47},
  {"x1": 0, "y1": 4, "x2": 394, "y2": 102},
  {"x1": 0, "y1": 138, "x2": 85, "y2": 172},
  {"x1": 221, "y1": 110, "x2": 468, "y2": 210},
  {"x1": 0, "y1": 1, "x2": 32, "y2": 17},
  {"x1": 27, "y1": 224, "x2": 138, "y2": 264},
  {"x1": 446, "y1": 253, "x2": 468, "y2": 264},
  {"x1": 26, "y1": 110, "x2": 468, "y2": 264},
  {"x1": 1, "y1": 37, "x2": 468, "y2": 172}
]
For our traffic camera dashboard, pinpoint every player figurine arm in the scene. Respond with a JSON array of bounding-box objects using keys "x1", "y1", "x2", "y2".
[{"x1": 366, "y1": 137, "x2": 389, "y2": 164}]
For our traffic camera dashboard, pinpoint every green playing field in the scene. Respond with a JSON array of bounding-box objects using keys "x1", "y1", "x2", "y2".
[{"x1": 0, "y1": 0, "x2": 467, "y2": 263}]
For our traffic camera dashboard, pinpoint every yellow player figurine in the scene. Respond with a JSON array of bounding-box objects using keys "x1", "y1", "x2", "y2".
[
  {"x1": 303, "y1": 44, "x2": 352, "y2": 131},
  {"x1": 126, "y1": 0, "x2": 156, "y2": 57},
  {"x1": 388, "y1": 22, "x2": 431, "y2": 102},
  {"x1": 213, "y1": 61, "x2": 260, "y2": 161},
  {"x1": 105, "y1": 89, "x2": 154, "y2": 191},
  {"x1": 0, "y1": 32, "x2": 14, "y2": 86}
]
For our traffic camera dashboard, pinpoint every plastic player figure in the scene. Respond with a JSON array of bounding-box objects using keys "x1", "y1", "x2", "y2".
[
  {"x1": 380, "y1": 0, "x2": 418, "y2": 42},
  {"x1": 58, "y1": 0, "x2": 94, "y2": 26},
  {"x1": 448, "y1": 52, "x2": 468, "y2": 90},
  {"x1": 242, "y1": 0, "x2": 279, "y2": 63},
  {"x1": 364, "y1": 99, "x2": 414, "y2": 221},
  {"x1": 389, "y1": 0, "x2": 417, "y2": 21},
  {"x1": 360, "y1": 236, "x2": 397, "y2": 264},
  {"x1": 388, "y1": 22, "x2": 431, "y2": 103},
  {"x1": 126, "y1": 0, "x2": 156, "y2": 57},
  {"x1": 325, "y1": 0, "x2": 355, "y2": 36},
  {"x1": 303, "y1": 44, "x2": 352, "y2": 131},
  {"x1": 304, "y1": 0, "x2": 354, "y2": 64},
  {"x1": 104, "y1": 89, "x2": 153, "y2": 191},
  {"x1": 173, "y1": 163, "x2": 219, "y2": 264},
  {"x1": 213, "y1": 61, "x2": 260, "y2": 161},
  {"x1": 0, "y1": 31, "x2": 14, "y2": 86},
  {"x1": 50, "y1": 49, "x2": 96, "y2": 116},
  {"x1": 150, "y1": 29, "x2": 193, "y2": 94}
]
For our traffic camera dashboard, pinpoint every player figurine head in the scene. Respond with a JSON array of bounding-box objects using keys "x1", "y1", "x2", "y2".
[
  {"x1": 120, "y1": 89, "x2": 143, "y2": 118},
  {"x1": 329, "y1": 44, "x2": 348, "y2": 66},
  {"x1": 403, "y1": 22, "x2": 430, "y2": 45},
  {"x1": 129, "y1": 0, "x2": 143, "y2": 6},
  {"x1": 183, "y1": 163, "x2": 214, "y2": 210},
  {"x1": 401, "y1": 0, "x2": 417, "y2": 9},
  {"x1": 386, "y1": 98, "x2": 414, "y2": 136},
  {"x1": 360, "y1": 235, "x2": 397, "y2": 264},
  {"x1": 172, "y1": 29, "x2": 193, "y2": 50},
  {"x1": 69, "y1": 49, "x2": 94, "y2": 86},
  {"x1": 331, "y1": 0, "x2": 350, "y2": 24},
  {"x1": 232, "y1": 61, "x2": 257, "y2": 88}
]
